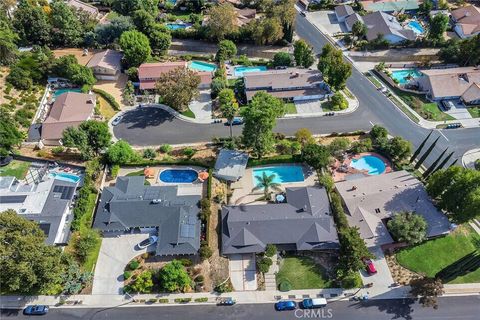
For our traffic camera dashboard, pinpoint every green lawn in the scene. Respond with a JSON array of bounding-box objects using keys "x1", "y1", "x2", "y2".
[
  {"x1": 126, "y1": 170, "x2": 151, "y2": 185},
  {"x1": 392, "y1": 87, "x2": 454, "y2": 121},
  {"x1": 321, "y1": 100, "x2": 335, "y2": 112},
  {"x1": 284, "y1": 103, "x2": 297, "y2": 114},
  {"x1": 181, "y1": 108, "x2": 196, "y2": 119},
  {"x1": 396, "y1": 226, "x2": 480, "y2": 283},
  {"x1": 467, "y1": 106, "x2": 480, "y2": 118},
  {"x1": 0, "y1": 160, "x2": 31, "y2": 179},
  {"x1": 276, "y1": 255, "x2": 333, "y2": 290},
  {"x1": 365, "y1": 73, "x2": 382, "y2": 89}
]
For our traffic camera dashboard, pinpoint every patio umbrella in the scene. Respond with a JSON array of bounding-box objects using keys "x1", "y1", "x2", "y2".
[
  {"x1": 144, "y1": 167, "x2": 155, "y2": 178},
  {"x1": 198, "y1": 171, "x2": 209, "y2": 181},
  {"x1": 276, "y1": 194, "x2": 285, "y2": 203}
]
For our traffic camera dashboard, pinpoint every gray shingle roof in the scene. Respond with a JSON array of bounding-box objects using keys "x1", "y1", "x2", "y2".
[
  {"x1": 93, "y1": 176, "x2": 201, "y2": 256},
  {"x1": 221, "y1": 187, "x2": 339, "y2": 255},
  {"x1": 363, "y1": 11, "x2": 416, "y2": 42}
]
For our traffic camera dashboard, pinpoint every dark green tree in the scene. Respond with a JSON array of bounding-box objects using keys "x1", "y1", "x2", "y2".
[
  {"x1": 13, "y1": 0, "x2": 51, "y2": 46},
  {"x1": 387, "y1": 211, "x2": 427, "y2": 245},
  {"x1": 0, "y1": 113, "x2": 23, "y2": 154},
  {"x1": 50, "y1": 1, "x2": 84, "y2": 47},
  {"x1": 272, "y1": 52, "x2": 293, "y2": 67},
  {"x1": 387, "y1": 136, "x2": 412, "y2": 163},
  {"x1": 302, "y1": 143, "x2": 331, "y2": 170},
  {"x1": 94, "y1": 15, "x2": 135, "y2": 46},
  {"x1": 158, "y1": 260, "x2": 191, "y2": 292},
  {"x1": 119, "y1": 30, "x2": 151, "y2": 67},
  {"x1": 317, "y1": 43, "x2": 352, "y2": 90},
  {"x1": 418, "y1": 0, "x2": 433, "y2": 16},
  {"x1": 62, "y1": 120, "x2": 112, "y2": 159},
  {"x1": 112, "y1": 0, "x2": 159, "y2": 16},
  {"x1": 132, "y1": 9, "x2": 155, "y2": 34},
  {"x1": 218, "y1": 88, "x2": 238, "y2": 138},
  {"x1": 414, "y1": 136, "x2": 440, "y2": 170},
  {"x1": 293, "y1": 39, "x2": 315, "y2": 68},
  {"x1": 0, "y1": 19, "x2": 19, "y2": 65},
  {"x1": 338, "y1": 226, "x2": 374, "y2": 272},
  {"x1": 215, "y1": 40, "x2": 237, "y2": 63},
  {"x1": 149, "y1": 25, "x2": 172, "y2": 56},
  {"x1": 428, "y1": 13, "x2": 448, "y2": 42}
]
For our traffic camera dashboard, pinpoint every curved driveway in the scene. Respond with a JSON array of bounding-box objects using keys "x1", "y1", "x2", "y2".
[{"x1": 114, "y1": 14, "x2": 480, "y2": 167}]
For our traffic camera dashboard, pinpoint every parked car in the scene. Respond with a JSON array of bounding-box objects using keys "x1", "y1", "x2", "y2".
[
  {"x1": 275, "y1": 300, "x2": 297, "y2": 311},
  {"x1": 442, "y1": 100, "x2": 455, "y2": 111},
  {"x1": 446, "y1": 123, "x2": 462, "y2": 129},
  {"x1": 300, "y1": 11, "x2": 306, "y2": 16},
  {"x1": 137, "y1": 235, "x2": 158, "y2": 249},
  {"x1": 23, "y1": 305, "x2": 49, "y2": 315},
  {"x1": 111, "y1": 115, "x2": 123, "y2": 126},
  {"x1": 217, "y1": 297, "x2": 236, "y2": 306},
  {"x1": 302, "y1": 298, "x2": 327, "y2": 309},
  {"x1": 225, "y1": 117, "x2": 244, "y2": 126},
  {"x1": 363, "y1": 258, "x2": 377, "y2": 274}
]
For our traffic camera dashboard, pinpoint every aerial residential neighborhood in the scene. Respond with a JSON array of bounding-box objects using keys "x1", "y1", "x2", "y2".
[{"x1": 0, "y1": 1, "x2": 479, "y2": 319}]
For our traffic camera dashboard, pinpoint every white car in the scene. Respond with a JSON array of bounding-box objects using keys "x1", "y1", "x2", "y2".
[
  {"x1": 137, "y1": 236, "x2": 158, "y2": 249},
  {"x1": 111, "y1": 115, "x2": 123, "y2": 126}
]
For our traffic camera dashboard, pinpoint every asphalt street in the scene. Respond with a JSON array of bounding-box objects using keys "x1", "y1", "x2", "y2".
[
  {"x1": 2, "y1": 296, "x2": 480, "y2": 320},
  {"x1": 113, "y1": 13, "x2": 480, "y2": 166}
]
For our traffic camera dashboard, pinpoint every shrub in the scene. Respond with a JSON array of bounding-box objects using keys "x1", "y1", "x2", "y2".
[
  {"x1": 331, "y1": 92, "x2": 348, "y2": 111},
  {"x1": 278, "y1": 279, "x2": 292, "y2": 292},
  {"x1": 265, "y1": 244, "x2": 277, "y2": 257},
  {"x1": 179, "y1": 258, "x2": 193, "y2": 267},
  {"x1": 174, "y1": 298, "x2": 191, "y2": 303},
  {"x1": 199, "y1": 243, "x2": 213, "y2": 260},
  {"x1": 148, "y1": 298, "x2": 158, "y2": 303},
  {"x1": 129, "y1": 260, "x2": 140, "y2": 271},
  {"x1": 51, "y1": 146, "x2": 65, "y2": 154},
  {"x1": 183, "y1": 147, "x2": 196, "y2": 158},
  {"x1": 123, "y1": 271, "x2": 132, "y2": 279},
  {"x1": 158, "y1": 298, "x2": 169, "y2": 303},
  {"x1": 194, "y1": 275, "x2": 205, "y2": 283},
  {"x1": 214, "y1": 280, "x2": 233, "y2": 293},
  {"x1": 111, "y1": 164, "x2": 120, "y2": 178},
  {"x1": 92, "y1": 88, "x2": 121, "y2": 111},
  {"x1": 143, "y1": 148, "x2": 156, "y2": 160},
  {"x1": 276, "y1": 139, "x2": 292, "y2": 155},
  {"x1": 194, "y1": 297, "x2": 208, "y2": 303},
  {"x1": 339, "y1": 270, "x2": 362, "y2": 289},
  {"x1": 130, "y1": 271, "x2": 153, "y2": 293},
  {"x1": 74, "y1": 230, "x2": 100, "y2": 263},
  {"x1": 257, "y1": 256, "x2": 273, "y2": 273},
  {"x1": 159, "y1": 144, "x2": 172, "y2": 154}
]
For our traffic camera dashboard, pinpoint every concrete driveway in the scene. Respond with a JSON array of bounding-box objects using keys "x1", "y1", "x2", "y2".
[
  {"x1": 360, "y1": 246, "x2": 394, "y2": 293},
  {"x1": 306, "y1": 10, "x2": 347, "y2": 35},
  {"x1": 92, "y1": 234, "x2": 154, "y2": 295},
  {"x1": 444, "y1": 100, "x2": 473, "y2": 120},
  {"x1": 229, "y1": 254, "x2": 257, "y2": 291},
  {"x1": 295, "y1": 99, "x2": 322, "y2": 114},
  {"x1": 188, "y1": 90, "x2": 212, "y2": 121}
]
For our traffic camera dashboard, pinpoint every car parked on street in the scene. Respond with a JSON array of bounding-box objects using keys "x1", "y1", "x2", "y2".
[
  {"x1": 302, "y1": 298, "x2": 327, "y2": 309},
  {"x1": 23, "y1": 305, "x2": 49, "y2": 315},
  {"x1": 111, "y1": 115, "x2": 123, "y2": 126},
  {"x1": 225, "y1": 117, "x2": 244, "y2": 126},
  {"x1": 275, "y1": 300, "x2": 297, "y2": 311},
  {"x1": 137, "y1": 235, "x2": 158, "y2": 249},
  {"x1": 363, "y1": 258, "x2": 377, "y2": 274}
]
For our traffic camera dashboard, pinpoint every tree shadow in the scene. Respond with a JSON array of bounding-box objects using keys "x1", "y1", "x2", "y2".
[
  {"x1": 120, "y1": 108, "x2": 175, "y2": 130},
  {"x1": 353, "y1": 297, "x2": 416, "y2": 320}
]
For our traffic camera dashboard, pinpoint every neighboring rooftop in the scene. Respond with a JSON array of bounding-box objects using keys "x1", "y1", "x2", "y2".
[
  {"x1": 363, "y1": 11, "x2": 416, "y2": 42},
  {"x1": 214, "y1": 149, "x2": 249, "y2": 182},
  {"x1": 360, "y1": 0, "x2": 420, "y2": 12},
  {"x1": 0, "y1": 176, "x2": 78, "y2": 245},
  {"x1": 41, "y1": 92, "x2": 95, "y2": 141},
  {"x1": 93, "y1": 176, "x2": 201, "y2": 256},
  {"x1": 87, "y1": 50, "x2": 123, "y2": 73},
  {"x1": 417, "y1": 66, "x2": 480, "y2": 100},
  {"x1": 222, "y1": 187, "x2": 339, "y2": 255},
  {"x1": 66, "y1": 0, "x2": 100, "y2": 17},
  {"x1": 335, "y1": 170, "x2": 451, "y2": 247},
  {"x1": 451, "y1": 5, "x2": 480, "y2": 38},
  {"x1": 335, "y1": 4, "x2": 354, "y2": 19}
]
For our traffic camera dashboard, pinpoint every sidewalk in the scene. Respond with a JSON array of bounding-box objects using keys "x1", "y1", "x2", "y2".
[{"x1": 462, "y1": 148, "x2": 480, "y2": 169}]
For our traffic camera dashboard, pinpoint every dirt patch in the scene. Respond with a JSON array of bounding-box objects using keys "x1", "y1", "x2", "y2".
[
  {"x1": 16, "y1": 145, "x2": 86, "y2": 165},
  {"x1": 93, "y1": 73, "x2": 128, "y2": 108},
  {"x1": 53, "y1": 48, "x2": 98, "y2": 66},
  {"x1": 385, "y1": 252, "x2": 422, "y2": 285},
  {"x1": 317, "y1": 134, "x2": 363, "y2": 145}
]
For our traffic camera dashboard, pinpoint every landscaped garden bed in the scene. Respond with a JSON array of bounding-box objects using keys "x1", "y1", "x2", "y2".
[
  {"x1": 395, "y1": 225, "x2": 480, "y2": 284},
  {"x1": 0, "y1": 160, "x2": 31, "y2": 179}
]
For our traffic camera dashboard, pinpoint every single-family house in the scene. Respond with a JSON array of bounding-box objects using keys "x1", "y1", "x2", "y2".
[
  {"x1": 41, "y1": 92, "x2": 95, "y2": 146},
  {"x1": 335, "y1": 4, "x2": 354, "y2": 23},
  {"x1": 138, "y1": 62, "x2": 212, "y2": 90},
  {"x1": 213, "y1": 149, "x2": 249, "y2": 182},
  {"x1": 359, "y1": 0, "x2": 420, "y2": 13},
  {"x1": 335, "y1": 170, "x2": 451, "y2": 247},
  {"x1": 86, "y1": 50, "x2": 123, "y2": 81},
  {"x1": 417, "y1": 67, "x2": 480, "y2": 103},
  {"x1": 0, "y1": 175, "x2": 78, "y2": 245},
  {"x1": 345, "y1": 13, "x2": 364, "y2": 32},
  {"x1": 221, "y1": 187, "x2": 339, "y2": 255},
  {"x1": 243, "y1": 68, "x2": 331, "y2": 101},
  {"x1": 93, "y1": 176, "x2": 201, "y2": 256},
  {"x1": 235, "y1": 8, "x2": 257, "y2": 27},
  {"x1": 363, "y1": 11, "x2": 416, "y2": 43},
  {"x1": 451, "y1": 5, "x2": 480, "y2": 39},
  {"x1": 66, "y1": 0, "x2": 100, "y2": 19}
]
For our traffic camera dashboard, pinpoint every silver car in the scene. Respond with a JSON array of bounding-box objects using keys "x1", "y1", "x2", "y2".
[{"x1": 111, "y1": 115, "x2": 123, "y2": 126}]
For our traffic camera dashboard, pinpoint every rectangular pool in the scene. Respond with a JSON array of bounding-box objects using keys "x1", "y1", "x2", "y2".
[
  {"x1": 49, "y1": 172, "x2": 81, "y2": 183},
  {"x1": 53, "y1": 88, "x2": 82, "y2": 97},
  {"x1": 252, "y1": 166, "x2": 305, "y2": 184},
  {"x1": 234, "y1": 66, "x2": 267, "y2": 77},
  {"x1": 188, "y1": 61, "x2": 217, "y2": 72}
]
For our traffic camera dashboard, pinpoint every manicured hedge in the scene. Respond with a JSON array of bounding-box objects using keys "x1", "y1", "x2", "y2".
[
  {"x1": 92, "y1": 88, "x2": 121, "y2": 111},
  {"x1": 247, "y1": 154, "x2": 301, "y2": 167}
]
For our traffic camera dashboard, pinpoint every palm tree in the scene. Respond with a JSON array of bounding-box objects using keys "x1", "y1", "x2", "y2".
[{"x1": 252, "y1": 172, "x2": 282, "y2": 200}]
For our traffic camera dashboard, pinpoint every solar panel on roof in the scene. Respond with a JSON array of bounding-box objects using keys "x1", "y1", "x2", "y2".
[
  {"x1": 53, "y1": 185, "x2": 75, "y2": 200},
  {"x1": 0, "y1": 195, "x2": 27, "y2": 203}
]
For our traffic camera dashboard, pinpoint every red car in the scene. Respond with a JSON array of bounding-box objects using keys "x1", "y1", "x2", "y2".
[{"x1": 364, "y1": 259, "x2": 377, "y2": 274}]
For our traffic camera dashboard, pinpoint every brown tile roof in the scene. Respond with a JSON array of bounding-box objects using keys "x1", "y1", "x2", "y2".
[
  {"x1": 66, "y1": 0, "x2": 99, "y2": 17},
  {"x1": 461, "y1": 82, "x2": 480, "y2": 103},
  {"x1": 418, "y1": 67, "x2": 480, "y2": 100},
  {"x1": 87, "y1": 50, "x2": 123, "y2": 72},
  {"x1": 41, "y1": 92, "x2": 95, "y2": 141},
  {"x1": 138, "y1": 62, "x2": 212, "y2": 90},
  {"x1": 452, "y1": 5, "x2": 480, "y2": 36},
  {"x1": 246, "y1": 87, "x2": 328, "y2": 101},
  {"x1": 244, "y1": 68, "x2": 323, "y2": 91}
]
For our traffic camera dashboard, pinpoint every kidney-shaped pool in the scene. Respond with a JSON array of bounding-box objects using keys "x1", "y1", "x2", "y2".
[{"x1": 159, "y1": 169, "x2": 198, "y2": 183}]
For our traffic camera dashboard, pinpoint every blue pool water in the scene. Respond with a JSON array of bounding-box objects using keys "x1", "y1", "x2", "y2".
[
  {"x1": 390, "y1": 69, "x2": 423, "y2": 84},
  {"x1": 54, "y1": 88, "x2": 82, "y2": 97},
  {"x1": 188, "y1": 61, "x2": 217, "y2": 72},
  {"x1": 159, "y1": 169, "x2": 198, "y2": 183},
  {"x1": 252, "y1": 166, "x2": 305, "y2": 184},
  {"x1": 407, "y1": 21, "x2": 424, "y2": 34},
  {"x1": 234, "y1": 66, "x2": 267, "y2": 77},
  {"x1": 350, "y1": 155, "x2": 386, "y2": 175},
  {"x1": 49, "y1": 172, "x2": 81, "y2": 183},
  {"x1": 166, "y1": 23, "x2": 187, "y2": 30}
]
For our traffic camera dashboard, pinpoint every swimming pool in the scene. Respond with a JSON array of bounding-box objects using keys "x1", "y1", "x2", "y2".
[
  {"x1": 234, "y1": 66, "x2": 267, "y2": 77},
  {"x1": 390, "y1": 69, "x2": 423, "y2": 85},
  {"x1": 350, "y1": 155, "x2": 386, "y2": 175},
  {"x1": 49, "y1": 172, "x2": 81, "y2": 183},
  {"x1": 252, "y1": 166, "x2": 305, "y2": 184},
  {"x1": 188, "y1": 61, "x2": 217, "y2": 72},
  {"x1": 159, "y1": 169, "x2": 198, "y2": 183},
  {"x1": 407, "y1": 21, "x2": 424, "y2": 34},
  {"x1": 53, "y1": 88, "x2": 82, "y2": 97},
  {"x1": 166, "y1": 23, "x2": 188, "y2": 30}
]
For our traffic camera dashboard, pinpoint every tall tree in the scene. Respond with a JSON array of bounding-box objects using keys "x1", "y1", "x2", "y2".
[
  {"x1": 252, "y1": 172, "x2": 282, "y2": 199},
  {"x1": 13, "y1": 0, "x2": 51, "y2": 46},
  {"x1": 62, "y1": 120, "x2": 111, "y2": 159},
  {"x1": 439, "y1": 35, "x2": 480, "y2": 67},
  {"x1": 218, "y1": 88, "x2": 238, "y2": 138},
  {"x1": 269, "y1": 0, "x2": 296, "y2": 42},
  {"x1": 428, "y1": 14, "x2": 448, "y2": 42},
  {"x1": 0, "y1": 112, "x2": 23, "y2": 155},
  {"x1": 423, "y1": 147, "x2": 448, "y2": 178},
  {"x1": 155, "y1": 67, "x2": 201, "y2": 112},
  {"x1": 253, "y1": 17, "x2": 284, "y2": 45},
  {"x1": 0, "y1": 19, "x2": 19, "y2": 65},
  {"x1": 94, "y1": 15, "x2": 135, "y2": 46},
  {"x1": 272, "y1": 52, "x2": 292, "y2": 67},
  {"x1": 410, "y1": 130, "x2": 433, "y2": 163},
  {"x1": 241, "y1": 92, "x2": 285, "y2": 159},
  {"x1": 387, "y1": 136, "x2": 412, "y2": 163},
  {"x1": 112, "y1": 0, "x2": 159, "y2": 16},
  {"x1": 215, "y1": 40, "x2": 237, "y2": 63},
  {"x1": 149, "y1": 24, "x2": 172, "y2": 56},
  {"x1": 206, "y1": 3, "x2": 238, "y2": 40},
  {"x1": 132, "y1": 9, "x2": 155, "y2": 34},
  {"x1": 119, "y1": 30, "x2": 151, "y2": 68},
  {"x1": 0, "y1": 210, "x2": 66, "y2": 294},
  {"x1": 338, "y1": 226, "x2": 374, "y2": 272},
  {"x1": 50, "y1": 1, "x2": 84, "y2": 47},
  {"x1": 318, "y1": 43, "x2": 352, "y2": 90},
  {"x1": 351, "y1": 21, "x2": 367, "y2": 41},
  {"x1": 293, "y1": 39, "x2": 315, "y2": 68},
  {"x1": 427, "y1": 167, "x2": 480, "y2": 223},
  {"x1": 302, "y1": 143, "x2": 331, "y2": 170},
  {"x1": 158, "y1": 260, "x2": 191, "y2": 292},
  {"x1": 418, "y1": 0, "x2": 433, "y2": 17},
  {"x1": 414, "y1": 136, "x2": 440, "y2": 170},
  {"x1": 106, "y1": 140, "x2": 138, "y2": 165},
  {"x1": 387, "y1": 211, "x2": 427, "y2": 245}
]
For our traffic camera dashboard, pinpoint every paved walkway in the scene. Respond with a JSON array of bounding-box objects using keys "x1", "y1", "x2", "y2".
[
  {"x1": 229, "y1": 254, "x2": 257, "y2": 291},
  {"x1": 92, "y1": 234, "x2": 153, "y2": 295},
  {"x1": 360, "y1": 246, "x2": 395, "y2": 297},
  {"x1": 188, "y1": 90, "x2": 213, "y2": 121},
  {"x1": 264, "y1": 254, "x2": 278, "y2": 291}
]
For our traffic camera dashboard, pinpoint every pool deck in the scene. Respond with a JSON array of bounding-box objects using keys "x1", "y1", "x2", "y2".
[
  {"x1": 229, "y1": 163, "x2": 317, "y2": 206},
  {"x1": 331, "y1": 152, "x2": 392, "y2": 182}
]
